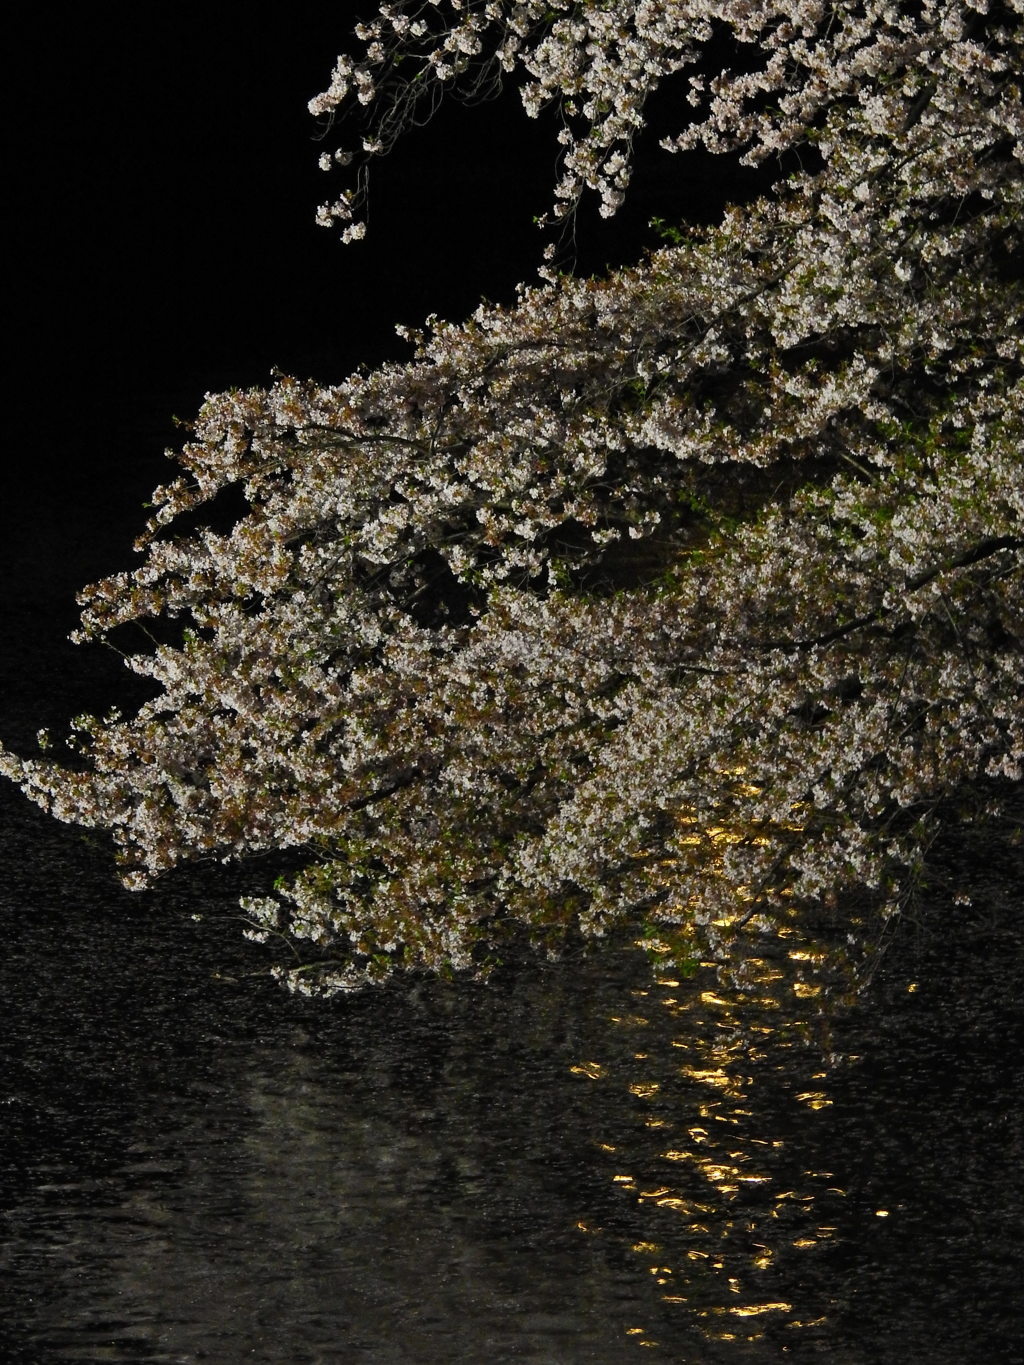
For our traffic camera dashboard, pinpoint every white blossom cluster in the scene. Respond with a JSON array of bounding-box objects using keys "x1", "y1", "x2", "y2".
[
  {"x1": 309, "y1": 0, "x2": 1024, "y2": 235},
  {"x1": 2, "y1": 0, "x2": 1021, "y2": 993}
]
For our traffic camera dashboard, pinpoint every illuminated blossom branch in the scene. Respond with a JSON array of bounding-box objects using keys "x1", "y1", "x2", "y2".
[
  {"x1": 309, "y1": 0, "x2": 1023, "y2": 236},
  {"x1": 1, "y1": 0, "x2": 1021, "y2": 993}
]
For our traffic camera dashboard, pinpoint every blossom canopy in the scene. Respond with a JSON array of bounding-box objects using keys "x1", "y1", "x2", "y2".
[{"x1": 2, "y1": 0, "x2": 1021, "y2": 993}]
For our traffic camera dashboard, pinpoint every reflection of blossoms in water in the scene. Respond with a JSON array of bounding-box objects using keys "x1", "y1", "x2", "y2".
[
  {"x1": 563, "y1": 829, "x2": 1024, "y2": 1360},
  {"x1": 570, "y1": 909, "x2": 877, "y2": 1356}
]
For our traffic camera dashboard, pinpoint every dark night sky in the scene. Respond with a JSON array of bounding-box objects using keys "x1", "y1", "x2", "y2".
[
  {"x1": 7, "y1": 6, "x2": 548, "y2": 534},
  {"x1": 1, "y1": 5, "x2": 551, "y2": 725}
]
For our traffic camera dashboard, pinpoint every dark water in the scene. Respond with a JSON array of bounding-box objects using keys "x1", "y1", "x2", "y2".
[
  {"x1": 2, "y1": 786, "x2": 1021, "y2": 1365},
  {"x1": 2, "y1": 554, "x2": 1022, "y2": 1364}
]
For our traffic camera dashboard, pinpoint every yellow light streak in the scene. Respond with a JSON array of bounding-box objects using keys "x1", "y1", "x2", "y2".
[
  {"x1": 570, "y1": 1060, "x2": 605, "y2": 1079},
  {"x1": 795, "y1": 1091, "x2": 833, "y2": 1109},
  {"x1": 680, "y1": 1067, "x2": 732, "y2": 1087},
  {"x1": 698, "y1": 1164, "x2": 742, "y2": 1182}
]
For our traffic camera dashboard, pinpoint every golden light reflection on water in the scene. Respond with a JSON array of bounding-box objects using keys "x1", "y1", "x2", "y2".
[
  {"x1": 570, "y1": 1060, "x2": 606, "y2": 1080},
  {"x1": 569, "y1": 908, "x2": 866, "y2": 1356}
]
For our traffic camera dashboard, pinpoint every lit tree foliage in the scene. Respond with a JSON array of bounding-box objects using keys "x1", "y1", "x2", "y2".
[{"x1": 3, "y1": 0, "x2": 1021, "y2": 993}]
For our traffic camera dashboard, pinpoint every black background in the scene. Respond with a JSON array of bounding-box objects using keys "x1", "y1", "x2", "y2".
[
  {"x1": 6, "y1": 4, "x2": 545, "y2": 588},
  {"x1": 4, "y1": 1, "x2": 557, "y2": 739}
]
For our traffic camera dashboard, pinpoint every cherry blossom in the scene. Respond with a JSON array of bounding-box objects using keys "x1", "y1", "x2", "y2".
[{"x1": 2, "y1": 0, "x2": 1021, "y2": 993}]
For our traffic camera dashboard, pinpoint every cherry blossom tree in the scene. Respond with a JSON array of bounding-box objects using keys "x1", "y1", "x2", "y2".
[{"x1": 2, "y1": 0, "x2": 1021, "y2": 994}]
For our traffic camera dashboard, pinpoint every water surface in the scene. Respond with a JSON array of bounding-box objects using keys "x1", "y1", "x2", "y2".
[{"x1": 2, "y1": 776, "x2": 1021, "y2": 1363}]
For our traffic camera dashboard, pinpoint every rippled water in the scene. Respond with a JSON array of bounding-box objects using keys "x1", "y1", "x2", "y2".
[{"x1": 2, "y1": 771, "x2": 1021, "y2": 1364}]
